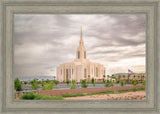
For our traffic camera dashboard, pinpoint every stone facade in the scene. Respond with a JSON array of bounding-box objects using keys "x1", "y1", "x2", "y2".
[{"x1": 56, "y1": 27, "x2": 106, "y2": 82}]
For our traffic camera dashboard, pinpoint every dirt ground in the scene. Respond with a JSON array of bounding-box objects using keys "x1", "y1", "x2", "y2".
[
  {"x1": 38, "y1": 86, "x2": 145, "y2": 96},
  {"x1": 64, "y1": 91, "x2": 145, "y2": 100}
]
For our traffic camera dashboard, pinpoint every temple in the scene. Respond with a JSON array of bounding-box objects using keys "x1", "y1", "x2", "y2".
[{"x1": 56, "y1": 27, "x2": 106, "y2": 82}]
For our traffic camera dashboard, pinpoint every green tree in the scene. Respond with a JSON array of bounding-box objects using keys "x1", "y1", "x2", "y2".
[
  {"x1": 118, "y1": 75, "x2": 121, "y2": 82},
  {"x1": 120, "y1": 80, "x2": 124, "y2": 86},
  {"x1": 103, "y1": 75, "x2": 106, "y2": 83},
  {"x1": 53, "y1": 76, "x2": 56, "y2": 80},
  {"x1": 70, "y1": 80, "x2": 76, "y2": 89},
  {"x1": 88, "y1": 75, "x2": 90, "y2": 82},
  {"x1": 132, "y1": 80, "x2": 138, "y2": 86},
  {"x1": 66, "y1": 80, "x2": 70, "y2": 85},
  {"x1": 105, "y1": 81, "x2": 114, "y2": 87},
  {"x1": 142, "y1": 80, "x2": 146, "y2": 85},
  {"x1": 54, "y1": 80, "x2": 58, "y2": 85},
  {"x1": 127, "y1": 74, "x2": 130, "y2": 83},
  {"x1": 42, "y1": 81, "x2": 54, "y2": 90},
  {"x1": 14, "y1": 78, "x2": 22, "y2": 91},
  {"x1": 81, "y1": 79, "x2": 88, "y2": 88},
  {"x1": 123, "y1": 75, "x2": 125, "y2": 80},
  {"x1": 24, "y1": 81, "x2": 28, "y2": 85},
  {"x1": 38, "y1": 80, "x2": 41, "y2": 84},
  {"x1": 46, "y1": 79, "x2": 50, "y2": 83},
  {"x1": 30, "y1": 79, "x2": 40, "y2": 90},
  {"x1": 134, "y1": 75, "x2": 136, "y2": 80},
  {"x1": 91, "y1": 78, "x2": 95, "y2": 87}
]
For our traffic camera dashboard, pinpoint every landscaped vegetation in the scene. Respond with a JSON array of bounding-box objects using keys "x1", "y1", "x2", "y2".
[
  {"x1": 105, "y1": 81, "x2": 114, "y2": 87},
  {"x1": 21, "y1": 92, "x2": 63, "y2": 100},
  {"x1": 21, "y1": 88, "x2": 145, "y2": 100},
  {"x1": 81, "y1": 79, "x2": 88, "y2": 88},
  {"x1": 42, "y1": 81, "x2": 54, "y2": 90},
  {"x1": 70, "y1": 80, "x2": 76, "y2": 89},
  {"x1": 14, "y1": 74, "x2": 146, "y2": 100},
  {"x1": 14, "y1": 78, "x2": 22, "y2": 91}
]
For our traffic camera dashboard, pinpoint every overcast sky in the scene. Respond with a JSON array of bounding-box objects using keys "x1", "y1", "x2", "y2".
[{"x1": 14, "y1": 14, "x2": 146, "y2": 77}]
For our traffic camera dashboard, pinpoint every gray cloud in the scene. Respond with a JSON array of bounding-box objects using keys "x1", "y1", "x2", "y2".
[{"x1": 14, "y1": 14, "x2": 146, "y2": 76}]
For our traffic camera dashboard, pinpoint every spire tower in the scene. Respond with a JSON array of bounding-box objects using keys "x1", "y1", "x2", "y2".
[
  {"x1": 81, "y1": 26, "x2": 82, "y2": 39},
  {"x1": 79, "y1": 26, "x2": 84, "y2": 45}
]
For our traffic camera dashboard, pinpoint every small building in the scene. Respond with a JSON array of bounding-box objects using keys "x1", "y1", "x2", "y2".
[{"x1": 56, "y1": 27, "x2": 106, "y2": 82}]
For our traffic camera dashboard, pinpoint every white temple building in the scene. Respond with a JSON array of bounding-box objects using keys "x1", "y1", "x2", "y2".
[{"x1": 56, "y1": 27, "x2": 106, "y2": 82}]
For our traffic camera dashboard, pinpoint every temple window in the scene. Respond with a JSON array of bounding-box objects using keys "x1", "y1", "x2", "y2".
[
  {"x1": 84, "y1": 51, "x2": 86, "y2": 59},
  {"x1": 66, "y1": 69, "x2": 69, "y2": 80},
  {"x1": 78, "y1": 51, "x2": 80, "y2": 59},
  {"x1": 72, "y1": 68, "x2": 73, "y2": 74},
  {"x1": 96, "y1": 67, "x2": 98, "y2": 77},
  {"x1": 84, "y1": 68, "x2": 86, "y2": 78}
]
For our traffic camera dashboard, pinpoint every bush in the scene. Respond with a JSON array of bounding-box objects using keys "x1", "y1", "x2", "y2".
[
  {"x1": 24, "y1": 81, "x2": 28, "y2": 85},
  {"x1": 105, "y1": 81, "x2": 114, "y2": 87},
  {"x1": 116, "y1": 80, "x2": 119, "y2": 84},
  {"x1": 66, "y1": 80, "x2": 70, "y2": 85},
  {"x1": 21, "y1": 92, "x2": 36, "y2": 99},
  {"x1": 34, "y1": 95, "x2": 63, "y2": 100},
  {"x1": 81, "y1": 79, "x2": 88, "y2": 88},
  {"x1": 54, "y1": 80, "x2": 58, "y2": 85},
  {"x1": 62, "y1": 93, "x2": 84, "y2": 97},
  {"x1": 21, "y1": 92, "x2": 63, "y2": 100},
  {"x1": 132, "y1": 80, "x2": 138, "y2": 86},
  {"x1": 42, "y1": 81, "x2": 54, "y2": 90},
  {"x1": 70, "y1": 80, "x2": 76, "y2": 89},
  {"x1": 121, "y1": 81, "x2": 124, "y2": 86},
  {"x1": 91, "y1": 78, "x2": 94, "y2": 84},
  {"x1": 142, "y1": 80, "x2": 146, "y2": 85}
]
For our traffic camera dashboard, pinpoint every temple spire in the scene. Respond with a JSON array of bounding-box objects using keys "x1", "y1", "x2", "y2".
[
  {"x1": 81, "y1": 26, "x2": 82, "y2": 39},
  {"x1": 79, "y1": 26, "x2": 84, "y2": 45}
]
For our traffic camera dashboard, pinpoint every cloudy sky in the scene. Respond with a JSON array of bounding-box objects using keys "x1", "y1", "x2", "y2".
[{"x1": 14, "y1": 14, "x2": 146, "y2": 77}]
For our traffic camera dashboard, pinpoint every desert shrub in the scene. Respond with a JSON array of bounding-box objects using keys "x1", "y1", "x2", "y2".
[
  {"x1": 142, "y1": 80, "x2": 146, "y2": 85},
  {"x1": 105, "y1": 81, "x2": 114, "y2": 87},
  {"x1": 81, "y1": 79, "x2": 88, "y2": 88},
  {"x1": 70, "y1": 80, "x2": 76, "y2": 89},
  {"x1": 42, "y1": 81, "x2": 54, "y2": 90}
]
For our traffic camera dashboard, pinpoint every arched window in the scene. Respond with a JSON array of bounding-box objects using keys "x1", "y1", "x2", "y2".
[
  {"x1": 84, "y1": 51, "x2": 86, "y2": 59},
  {"x1": 96, "y1": 67, "x2": 98, "y2": 77},
  {"x1": 66, "y1": 69, "x2": 69, "y2": 80},
  {"x1": 84, "y1": 68, "x2": 86, "y2": 78},
  {"x1": 72, "y1": 68, "x2": 73, "y2": 75},
  {"x1": 78, "y1": 51, "x2": 80, "y2": 59}
]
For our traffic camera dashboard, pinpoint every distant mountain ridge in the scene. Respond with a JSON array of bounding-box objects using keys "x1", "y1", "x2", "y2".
[{"x1": 15, "y1": 76, "x2": 55, "y2": 81}]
